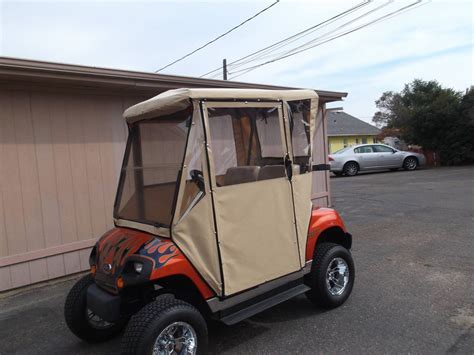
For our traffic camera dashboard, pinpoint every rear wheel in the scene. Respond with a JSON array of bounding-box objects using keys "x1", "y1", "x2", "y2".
[
  {"x1": 64, "y1": 274, "x2": 127, "y2": 342},
  {"x1": 403, "y1": 157, "x2": 418, "y2": 171},
  {"x1": 121, "y1": 298, "x2": 208, "y2": 355},
  {"x1": 306, "y1": 243, "x2": 355, "y2": 308},
  {"x1": 343, "y1": 162, "x2": 359, "y2": 176}
]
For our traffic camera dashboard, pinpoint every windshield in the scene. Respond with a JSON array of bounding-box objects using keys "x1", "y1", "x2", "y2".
[
  {"x1": 114, "y1": 109, "x2": 191, "y2": 228},
  {"x1": 333, "y1": 146, "x2": 352, "y2": 154}
]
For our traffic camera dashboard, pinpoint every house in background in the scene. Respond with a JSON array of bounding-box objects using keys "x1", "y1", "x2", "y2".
[{"x1": 327, "y1": 111, "x2": 381, "y2": 153}]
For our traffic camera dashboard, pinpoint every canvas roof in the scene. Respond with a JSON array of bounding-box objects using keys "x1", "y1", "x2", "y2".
[
  {"x1": 123, "y1": 88, "x2": 319, "y2": 123},
  {"x1": 327, "y1": 111, "x2": 380, "y2": 136}
]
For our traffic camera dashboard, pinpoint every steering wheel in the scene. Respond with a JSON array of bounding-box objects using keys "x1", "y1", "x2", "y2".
[{"x1": 190, "y1": 170, "x2": 205, "y2": 190}]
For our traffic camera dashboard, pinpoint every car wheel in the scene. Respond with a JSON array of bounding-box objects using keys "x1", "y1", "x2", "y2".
[
  {"x1": 121, "y1": 298, "x2": 208, "y2": 355},
  {"x1": 403, "y1": 157, "x2": 418, "y2": 171},
  {"x1": 306, "y1": 243, "x2": 355, "y2": 308},
  {"x1": 64, "y1": 274, "x2": 127, "y2": 342},
  {"x1": 343, "y1": 162, "x2": 359, "y2": 176}
]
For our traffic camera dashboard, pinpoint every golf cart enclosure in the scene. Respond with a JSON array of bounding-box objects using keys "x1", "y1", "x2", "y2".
[{"x1": 120, "y1": 88, "x2": 321, "y2": 296}]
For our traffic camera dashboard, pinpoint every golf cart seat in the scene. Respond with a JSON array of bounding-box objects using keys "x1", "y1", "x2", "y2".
[
  {"x1": 258, "y1": 165, "x2": 286, "y2": 180},
  {"x1": 257, "y1": 165, "x2": 301, "y2": 181},
  {"x1": 224, "y1": 166, "x2": 260, "y2": 186}
]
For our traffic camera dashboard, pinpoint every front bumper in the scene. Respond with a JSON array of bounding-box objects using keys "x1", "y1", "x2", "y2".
[{"x1": 86, "y1": 283, "x2": 121, "y2": 323}]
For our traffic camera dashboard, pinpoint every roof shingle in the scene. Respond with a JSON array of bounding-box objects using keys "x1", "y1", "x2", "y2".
[{"x1": 327, "y1": 111, "x2": 380, "y2": 136}]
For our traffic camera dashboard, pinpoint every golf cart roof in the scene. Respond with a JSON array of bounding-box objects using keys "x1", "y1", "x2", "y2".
[{"x1": 124, "y1": 88, "x2": 318, "y2": 123}]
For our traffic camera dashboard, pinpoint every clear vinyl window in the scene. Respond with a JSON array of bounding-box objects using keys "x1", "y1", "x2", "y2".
[
  {"x1": 288, "y1": 99, "x2": 312, "y2": 173},
  {"x1": 177, "y1": 115, "x2": 206, "y2": 221},
  {"x1": 207, "y1": 105, "x2": 287, "y2": 187},
  {"x1": 115, "y1": 109, "x2": 191, "y2": 227}
]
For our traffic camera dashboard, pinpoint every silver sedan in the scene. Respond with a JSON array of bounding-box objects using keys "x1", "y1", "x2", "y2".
[{"x1": 329, "y1": 144, "x2": 426, "y2": 177}]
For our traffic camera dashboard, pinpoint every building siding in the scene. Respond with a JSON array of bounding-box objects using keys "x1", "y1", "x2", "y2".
[
  {"x1": 0, "y1": 87, "x2": 147, "y2": 291},
  {"x1": 328, "y1": 135, "x2": 377, "y2": 154}
]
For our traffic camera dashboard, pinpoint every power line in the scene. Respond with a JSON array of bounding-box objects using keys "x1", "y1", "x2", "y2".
[
  {"x1": 228, "y1": 0, "x2": 424, "y2": 80},
  {"x1": 155, "y1": 0, "x2": 280, "y2": 73},
  {"x1": 249, "y1": 0, "x2": 393, "y2": 67},
  {"x1": 220, "y1": 0, "x2": 391, "y2": 78},
  {"x1": 200, "y1": 0, "x2": 372, "y2": 78}
]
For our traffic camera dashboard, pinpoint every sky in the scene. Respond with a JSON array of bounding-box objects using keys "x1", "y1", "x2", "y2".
[{"x1": 0, "y1": 0, "x2": 472, "y2": 123}]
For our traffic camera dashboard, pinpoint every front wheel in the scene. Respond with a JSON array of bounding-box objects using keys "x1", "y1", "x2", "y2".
[
  {"x1": 403, "y1": 156, "x2": 418, "y2": 171},
  {"x1": 121, "y1": 298, "x2": 208, "y2": 355},
  {"x1": 64, "y1": 274, "x2": 127, "y2": 342},
  {"x1": 306, "y1": 243, "x2": 355, "y2": 308}
]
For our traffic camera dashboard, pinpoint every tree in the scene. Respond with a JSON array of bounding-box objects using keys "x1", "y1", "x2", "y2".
[
  {"x1": 373, "y1": 80, "x2": 473, "y2": 165},
  {"x1": 443, "y1": 86, "x2": 474, "y2": 164}
]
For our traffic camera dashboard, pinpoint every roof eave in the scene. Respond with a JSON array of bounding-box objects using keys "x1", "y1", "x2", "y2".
[{"x1": 0, "y1": 56, "x2": 347, "y2": 102}]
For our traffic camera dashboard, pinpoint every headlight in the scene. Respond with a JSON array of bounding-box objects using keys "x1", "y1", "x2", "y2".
[{"x1": 133, "y1": 262, "x2": 143, "y2": 274}]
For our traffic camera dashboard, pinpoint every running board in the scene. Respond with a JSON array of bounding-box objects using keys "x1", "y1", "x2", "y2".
[{"x1": 220, "y1": 284, "x2": 310, "y2": 325}]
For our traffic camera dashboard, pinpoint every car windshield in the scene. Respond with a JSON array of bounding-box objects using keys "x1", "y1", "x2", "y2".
[
  {"x1": 114, "y1": 109, "x2": 191, "y2": 228},
  {"x1": 333, "y1": 146, "x2": 352, "y2": 154}
]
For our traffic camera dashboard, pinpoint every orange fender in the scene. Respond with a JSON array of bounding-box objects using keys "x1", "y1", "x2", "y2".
[{"x1": 305, "y1": 207, "x2": 348, "y2": 261}]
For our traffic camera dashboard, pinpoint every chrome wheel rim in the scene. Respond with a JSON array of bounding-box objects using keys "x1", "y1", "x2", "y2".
[
  {"x1": 405, "y1": 158, "x2": 417, "y2": 170},
  {"x1": 346, "y1": 163, "x2": 357, "y2": 175},
  {"x1": 153, "y1": 321, "x2": 197, "y2": 355},
  {"x1": 326, "y1": 257, "x2": 349, "y2": 296},
  {"x1": 86, "y1": 308, "x2": 114, "y2": 329}
]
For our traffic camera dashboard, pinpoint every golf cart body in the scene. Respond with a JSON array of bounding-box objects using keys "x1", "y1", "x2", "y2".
[{"x1": 66, "y1": 89, "x2": 353, "y2": 353}]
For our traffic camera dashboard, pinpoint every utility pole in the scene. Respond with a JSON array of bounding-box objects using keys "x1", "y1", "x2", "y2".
[{"x1": 223, "y1": 58, "x2": 228, "y2": 80}]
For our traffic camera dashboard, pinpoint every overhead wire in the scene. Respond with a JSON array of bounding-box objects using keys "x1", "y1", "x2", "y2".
[
  {"x1": 243, "y1": 0, "x2": 393, "y2": 66},
  {"x1": 155, "y1": 0, "x2": 280, "y2": 73},
  {"x1": 199, "y1": 0, "x2": 372, "y2": 78},
  {"x1": 228, "y1": 0, "x2": 424, "y2": 80},
  {"x1": 205, "y1": 1, "x2": 381, "y2": 79},
  {"x1": 204, "y1": 0, "x2": 387, "y2": 80},
  {"x1": 207, "y1": 1, "x2": 375, "y2": 78},
  {"x1": 215, "y1": 0, "x2": 392, "y2": 79}
]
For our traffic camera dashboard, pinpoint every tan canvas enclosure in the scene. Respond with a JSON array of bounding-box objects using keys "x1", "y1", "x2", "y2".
[{"x1": 119, "y1": 88, "x2": 319, "y2": 296}]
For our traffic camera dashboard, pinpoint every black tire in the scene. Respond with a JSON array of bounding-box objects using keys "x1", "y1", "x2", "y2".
[
  {"x1": 403, "y1": 156, "x2": 418, "y2": 171},
  {"x1": 121, "y1": 298, "x2": 208, "y2": 355},
  {"x1": 64, "y1": 274, "x2": 127, "y2": 342},
  {"x1": 343, "y1": 161, "x2": 359, "y2": 176},
  {"x1": 306, "y1": 243, "x2": 355, "y2": 308}
]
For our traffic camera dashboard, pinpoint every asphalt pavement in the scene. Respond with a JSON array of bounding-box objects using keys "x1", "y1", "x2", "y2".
[{"x1": 1, "y1": 166, "x2": 473, "y2": 354}]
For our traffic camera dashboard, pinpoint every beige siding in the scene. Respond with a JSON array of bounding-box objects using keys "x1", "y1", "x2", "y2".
[{"x1": 0, "y1": 87, "x2": 145, "y2": 291}]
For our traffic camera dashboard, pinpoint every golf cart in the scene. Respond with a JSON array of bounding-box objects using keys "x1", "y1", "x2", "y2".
[{"x1": 64, "y1": 88, "x2": 354, "y2": 354}]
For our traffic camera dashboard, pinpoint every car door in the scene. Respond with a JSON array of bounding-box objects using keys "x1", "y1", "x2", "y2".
[
  {"x1": 203, "y1": 101, "x2": 301, "y2": 296},
  {"x1": 354, "y1": 145, "x2": 378, "y2": 169},
  {"x1": 373, "y1": 145, "x2": 399, "y2": 167}
]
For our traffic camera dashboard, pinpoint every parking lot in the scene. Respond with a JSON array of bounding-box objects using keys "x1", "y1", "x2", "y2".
[{"x1": 1, "y1": 166, "x2": 473, "y2": 354}]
